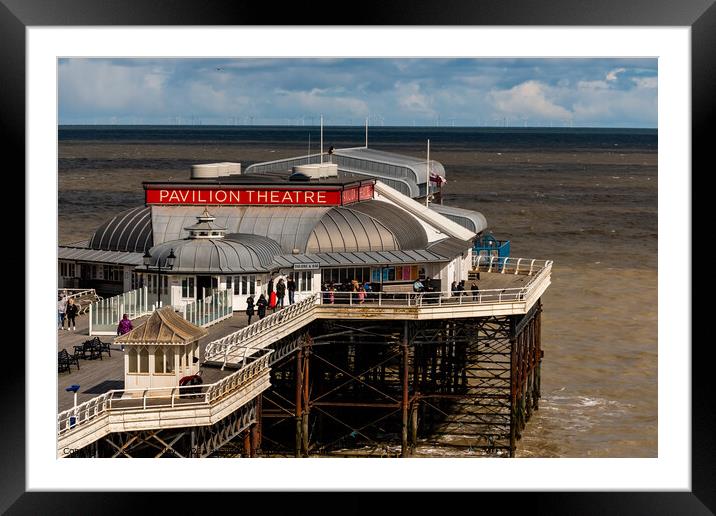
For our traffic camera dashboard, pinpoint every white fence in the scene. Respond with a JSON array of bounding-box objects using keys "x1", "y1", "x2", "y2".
[
  {"x1": 182, "y1": 289, "x2": 233, "y2": 328},
  {"x1": 89, "y1": 287, "x2": 150, "y2": 336}
]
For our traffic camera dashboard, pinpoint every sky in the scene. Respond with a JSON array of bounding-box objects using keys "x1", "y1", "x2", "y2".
[{"x1": 58, "y1": 58, "x2": 657, "y2": 128}]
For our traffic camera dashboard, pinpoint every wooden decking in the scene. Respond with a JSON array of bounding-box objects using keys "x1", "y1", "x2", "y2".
[{"x1": 57, "y1": 311, "x2": 253, "y2": 413}]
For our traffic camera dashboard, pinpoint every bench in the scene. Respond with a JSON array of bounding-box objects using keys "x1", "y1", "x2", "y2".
[
  {"x1": 74, "y1": 339, "x2": 103, "y2": 360},
  {"x1": 58, "y1": 348, "x2": 80, "y2": 373}
]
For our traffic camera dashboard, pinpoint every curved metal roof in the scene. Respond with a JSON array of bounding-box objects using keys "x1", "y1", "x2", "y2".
[
  {"x1": 151, "y1": 205, "x2": 331, "y2": 254},
  {"x1": 306, "y1": 207, "x2": 398, "y2": 253},
  {"x1": 347, "y1": 200, "x2": 428, "y2": 250},
  {"x1": 88, "y1": 206, "x2": 153, "y2": 252},
  {"x1": 428, "y1": 204, "x2": 488, "y2": 234},
  {"x1": 145, "y1": 233, "x2": 281, "y2": 273}
]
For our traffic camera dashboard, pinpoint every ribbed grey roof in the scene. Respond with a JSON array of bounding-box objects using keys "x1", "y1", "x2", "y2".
[
  {"x1": 426, "y1": 237, "x2": 473, "y2": 259},
  {"x1": 151, "y1": 204, "x2": 420, "y2": 255},
  {"x1": 145, "y1": 233, "x2": 282, "y2": 273},
  {"x1": 307, "y1": 207, "x2": 398, "y2": 253},
  {"x1": 58, "y1": 246, "x2": 145, "y2": 265},
  {"x1": 152, "y1": 205, "x2": 331, "y2": 254},
  {"x1": 272, "y1": 249, "x2": 449, "y2": 269},
  {"x1": 428, "y1": 204, "x2": 488, "y2": 234},
  {"x1": 348, "y1": 200, "x2": 428, "y2": 250},
  {"x1": 88, "y1": 206, "x2": 153, "y2": 252}
]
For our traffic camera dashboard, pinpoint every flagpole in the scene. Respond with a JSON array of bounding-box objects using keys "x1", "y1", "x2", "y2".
[
  {"x1": 365, "y1": 117, "x2": 368, "y2": 148},
  {"x1": 426, "y1": 138, "x2": 430, "y2": 207}
]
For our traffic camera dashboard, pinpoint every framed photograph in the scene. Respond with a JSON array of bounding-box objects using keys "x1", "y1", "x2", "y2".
[{"x1": 5, "y1": 0, "x2": 709, "y2": 511}]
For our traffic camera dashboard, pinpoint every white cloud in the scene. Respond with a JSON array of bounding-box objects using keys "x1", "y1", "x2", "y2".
[
  {"x1": 632, "y1": 76, "x2": 658, "y2": 89},
  {"x1": 606, "y1": 67, "x2": 626, "y2": 81},
  {"x1": 490, "y1": 80, "x2": 572, "y2": 120},
  {"x1": 59, "y1": 59, "x2": 169, "y2": 115},
  {"x1": 394, "y1": 81, "x2": 436, "y2": 117}
]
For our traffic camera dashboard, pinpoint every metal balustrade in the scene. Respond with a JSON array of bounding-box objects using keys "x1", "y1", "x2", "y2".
[
  {"x1": 57, "y1": 351, "x2": 272, "y2": 437},
  {"x1": 204, "y1": 259, "x2": 553, "y2": 366}
]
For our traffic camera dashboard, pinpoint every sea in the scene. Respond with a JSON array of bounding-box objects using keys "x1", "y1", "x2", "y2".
[{"x1": 58, "y1": 125, "x2": 658, "y2": 457}]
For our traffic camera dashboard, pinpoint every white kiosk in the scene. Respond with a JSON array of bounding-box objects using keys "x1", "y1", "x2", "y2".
[{"x1": 117, "y1": 306, "x2": 208, "y2": 394}]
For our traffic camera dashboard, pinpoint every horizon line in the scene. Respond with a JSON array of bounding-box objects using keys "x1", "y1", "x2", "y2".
[{"x1": 58, "y1": 123, "x2": 658, "y2": 130}]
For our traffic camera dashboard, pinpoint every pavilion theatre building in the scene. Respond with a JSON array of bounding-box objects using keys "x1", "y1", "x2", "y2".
[{"x1": 57, "y1": 151, "x2": 488, "y2": 309}]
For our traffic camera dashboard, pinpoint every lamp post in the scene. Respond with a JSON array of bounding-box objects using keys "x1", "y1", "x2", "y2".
[
  {"x1": 143, "y1": 248, "x2": 176, "y2": 309},
  {"x1": 65, "y1": 384, "x2": 80, "y2": 428}
]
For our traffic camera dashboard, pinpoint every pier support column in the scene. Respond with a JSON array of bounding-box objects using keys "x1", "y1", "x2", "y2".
[
  {"x1": 401, "y1": 322, "x2": 410, "y2": 457},
  {"x1": 251, "y1": 395, "x2": 262, "y2": 457},
  {"x1": 295, "y1": 348, "x2": 303, "y2": 457},
  {"x1": 302, "y1": 342, "x2": 310, "y2": 456},
  {"x1": 509, "y1": 319, "x2": 517, "y2": 458}
]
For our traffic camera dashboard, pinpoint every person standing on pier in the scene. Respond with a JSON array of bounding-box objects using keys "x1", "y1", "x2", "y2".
[
  {"x1": 257, "y1": 294, "x2": 268, "y2": 319},
  {"x1": 276, "y1": 278, "x2": 286, "y2": 309},
  {"x1": 287, "y1": 276, "x2": 296, "y2": 305},
  {"x1": 65, "y1": 298, "x2": 79, "y2": 331},
  {"x1": 58, "y1": 295, "x2": 67, "y2": 330},
  {"x1": 471, "y1": 282, "x2": 480, "y2": 301},
  {"x1": 246, "y1": 294, "x2": 255, "y2": 324},
  {"x1": 116, "y1": 314, "x2": 133, "y2": 351}
]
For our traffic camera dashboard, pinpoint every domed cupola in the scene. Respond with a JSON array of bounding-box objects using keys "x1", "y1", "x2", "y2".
[{"x1": 184, "y1": 207, "x2": 227, "y2": 239}]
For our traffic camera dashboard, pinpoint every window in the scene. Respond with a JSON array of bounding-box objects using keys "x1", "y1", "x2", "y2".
[
  {"x1": 154, "y1": 348, "x2": 175, "y2": 374},
  {"x1": 226, "y1": 276, "x2": 232, "y2": 291},
  {"x1": 128, "y1": 348, "x2": 138, "y2": 373},
  {"x1": 155, "y1": 348, "x2": 165, "y2": 373},
  {"x1": 232, "y1": 275, "x2": 256, "y2": 295},
  {"x1": 182, "y1": 277, "x2": 195, "y2": 298},
  {"x1": 131, "y1": 271, "x2": 141, "y2": 290},
  {"x1": 289, "y1": 271, "x2": 313, "y2": 291},
  {"x1": 139, "y1": 348, "x2": 149, "y2": 373},
  {"x1": 103, "y1": 265, "x2": 123, "y2": 282},
  {"x1": 59, "y1": 262, "x2": 76, "y2": 278}
]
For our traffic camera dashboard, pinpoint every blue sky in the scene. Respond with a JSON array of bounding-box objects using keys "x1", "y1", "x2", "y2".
[{"x1": 58, "y1": 58, "x2": 657, "y2": 127}]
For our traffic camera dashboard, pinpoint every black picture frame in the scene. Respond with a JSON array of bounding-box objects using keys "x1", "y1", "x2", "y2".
[{"x1": 4, "y1": 0, "x2": 710, "y2": 512}]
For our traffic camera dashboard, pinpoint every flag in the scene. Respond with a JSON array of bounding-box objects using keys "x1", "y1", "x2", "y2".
[{"x1": 430, "y1": 170, "x2": 446, "y2": 185}]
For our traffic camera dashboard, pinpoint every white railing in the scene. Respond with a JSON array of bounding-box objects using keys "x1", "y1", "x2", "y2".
[
  {"x1": 204, "y1": 293, "x2": 319, "y2": 365},
  {"x1": 321, "y1": 288, "x2": 528, "y2": 306},
  {"x1": 57, "y1": 351, "x2": 272, "y2": 438},
  {"x1": 203, "y1": 259, "x2": 553, "y2": 367},
  {"x1": 183, "y1": 289, "x2": 233, "y2": 328},
  {"x1": 472, "y1": 255, "x2": 553, "y2": 275},
  {"x1": 88, "y1": 286, "x2": 150, "y2": 335},
  {"x1": 58, "y1": 288, "x2": 98, "y2": 301}
]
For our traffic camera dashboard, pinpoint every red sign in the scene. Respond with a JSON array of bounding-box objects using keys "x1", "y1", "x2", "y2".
[
  {"x1": 341, "y1": 187, "x2": 359, "y2": 205},
  {"x1": 359, "y1": 183, "x2": 374, "y2": 201},
  {"x1": 146, "y1": 188, "x2": 342, "y2": 206}
]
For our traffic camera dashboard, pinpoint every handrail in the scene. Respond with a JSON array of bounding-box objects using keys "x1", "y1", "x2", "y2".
[
  {"x1": 58, "y1": 288, "x2": 97, "y2": 300},
  {"x1": 205, "y1": 293, "x2": 319, "y2": 364},
  {"x1": 57, "y1": 351, "x2": 273, "y2": 437},
  {"x1": 204, "y1": 259, "x2": 553, "y2": 365}
]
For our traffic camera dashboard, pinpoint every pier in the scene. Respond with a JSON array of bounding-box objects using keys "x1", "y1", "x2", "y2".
[{"x1": 58, "y1": 260, "x2": 550, "y2": 458}]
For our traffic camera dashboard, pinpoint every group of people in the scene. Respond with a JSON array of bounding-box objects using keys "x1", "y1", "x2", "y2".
[
  {"x1": 57, "y1": 294, "x2": 80, "y2": 331},
  {"x1": 244, "y1": 276, "x2": 299, "y2": 324},
  {"x1": 321, "y1": 280, "x2": 370, "y2": 304},
  {"x1": 451, "y1": 280, "x2": 481, "y2": 300}
]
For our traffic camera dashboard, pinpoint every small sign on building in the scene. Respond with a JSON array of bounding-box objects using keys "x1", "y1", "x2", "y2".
[{"x1": 293, "y1": 262, "x2": 320, "y2": 270}]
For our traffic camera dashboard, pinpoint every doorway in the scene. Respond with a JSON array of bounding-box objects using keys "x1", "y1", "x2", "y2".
[{"x1": 196, "y1": 275, "x2": 217, "y2": 300}]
